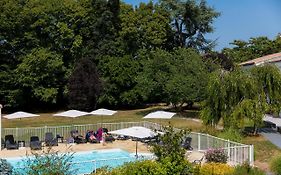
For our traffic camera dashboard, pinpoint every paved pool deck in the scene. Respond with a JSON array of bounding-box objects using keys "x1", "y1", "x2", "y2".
[
  {"x1": 0, "y1": 140, "x2": 150, "y2": 158},
  {"x1": 0, "y1": 140, "x2": 204, "y2": 164}
]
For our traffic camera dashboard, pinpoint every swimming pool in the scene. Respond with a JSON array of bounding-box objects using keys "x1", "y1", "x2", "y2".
[{"x1": 6, "y1": 149, "x2": 153, "y2": 175}]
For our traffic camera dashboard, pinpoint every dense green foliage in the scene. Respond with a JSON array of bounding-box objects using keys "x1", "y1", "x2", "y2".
[
  {"x1": 68, "y1": 58, "x2": 102, "y2": 110},
  {"x1": 15, "y1": 147, "x2": 74, "y2": 175},
  {"x1": 270, "y1": 154, "x2": 281, "y2": 175},
  {"x1": 223, "y1": 35, "x2": 281, "y2": 63},
  {"x1": 152, "y1": 125, "x2": 192, "y2": 175},
  {"x1": 137, "y1": 48, "x2": 208, "y2": 109},
  {"x1": 160, "y1": 0, "x2": 220, "y2": 51},
  {"x1": 217, "y1": 128, "x2": 242, "y2": 142},
  {"x1": 201, "y1": 68, "x2": 257, "y2": 128},
  {"x1": 99, "y1": 160, "x2": 166, "y2": 175},
  {"x1": 0, "y1": 0, "x2": 219, "y2": 110},
  {"x1": 0, "y1": 159, "x2": 13, "y2": 175},
  {"x1": 232, "y1": 163, "x2": 265, "y2": 175},
  {"x1": 201, "y1": 64, "x2": 281, "y2": 132}
]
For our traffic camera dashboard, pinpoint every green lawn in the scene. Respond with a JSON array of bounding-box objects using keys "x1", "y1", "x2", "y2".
[
  {"x1": 2, "y1": 107, "x2": 202, "y2": 131},
  {"x1": 242, "y1": 135, "x2": 281, "y2": 170}
]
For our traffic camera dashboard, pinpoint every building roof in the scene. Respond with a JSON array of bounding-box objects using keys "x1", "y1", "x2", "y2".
[{"x1": 239, "y1": 52, "x2": 281, "y2": 66}]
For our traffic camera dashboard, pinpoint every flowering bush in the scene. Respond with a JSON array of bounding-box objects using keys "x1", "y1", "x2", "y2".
[
  {"x1": 205, "y1": 148, "x2": 228, "y2": 163},
  {"x1": 199, "y1": 163, "x2": 234, "y2": 175}
]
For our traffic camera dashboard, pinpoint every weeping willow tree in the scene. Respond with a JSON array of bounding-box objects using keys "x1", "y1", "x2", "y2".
[
  {"x1": 201, "y1": 64, "x2": 281, "y2": 132},
  {"x1": 251, "y1": 64, "x2": 281, "y2": 116},
  {"x1": 201, "y1": 68, "x2": 257, "y2": 128},
  {"x1": 232, "y1": 98, "x2": 267, "y2": 135}
]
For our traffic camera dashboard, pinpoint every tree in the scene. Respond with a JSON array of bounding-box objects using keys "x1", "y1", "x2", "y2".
[
  {"x1": 223, "y1": 35, "x2": 281, "y2": 63},
  {"x1": 152, "y1": 125, "x2": 192, "y2": 175},
  {"x1": 15, "y1": 48, "x2": 65, "y2": 107},
  {"x1": 159, "y1": 0, "x2": 220, "y2": 51},
  {"x1": 118, "y1": 2, "x2": 172, "y2": 54},
  {"x1": 201, "y1": 64, "x2": 281, "y2": 133},
  {"x1": 232, "y1": 99, "x2": 266, "y2": 135},
  {"x1": 202, "y1": 52, "x2": 234, "y2": 71},
  {"x1": 136, "y1": 49, "x2": 172, "y2": 103},
  {"x1": 81, "y1": 0, "x2": 120, "y2": 58},
  {"x1": 251, "y1": 64, "x2": 281, "y2": 115},
  {"x1": 201, "y1": 69, "x2": 257, "y2": 128},
  {"x1": 137, "y1": 48, "x2": 208, "y2": 108},
  {"x1": 68, "y1": 58, "x2": 102, "y2": 111},
  {"x1": 98, "y1": 55, "x2": 142, "y2": 107},
  {"x1": 165, "y1": 48, "x2": 208, "y2": 109}
]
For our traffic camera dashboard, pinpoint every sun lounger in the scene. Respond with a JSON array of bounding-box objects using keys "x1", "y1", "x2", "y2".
[
  {"x1": 105, "y1": 134, "x2": 115, "y2": 142},
  {"x1": 5, "y1": 135, "x2": 18, "y2": 150},
  {"x1": 182, "y1": 137, "x2": 193, "y2": 150},
  {"x1": 30, "y1": 136, "x2": 42, "y2": 150},
  {"x1": 1, "y1": 138, "x2": 5, "y2": 149},
  {"x1": 116, "y1": 135, "x2": 129, "y2": 140},
  {"x1": 70, "y1": 130, "x2": 86, "y2": 144},
  {"x1": 45, "y1": 132, "x2": 58, "y2": 146}
]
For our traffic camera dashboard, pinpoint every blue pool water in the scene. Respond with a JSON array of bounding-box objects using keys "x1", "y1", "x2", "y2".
[{"x1": 6, "y1": 149, "x2": 152, "y2": 175}]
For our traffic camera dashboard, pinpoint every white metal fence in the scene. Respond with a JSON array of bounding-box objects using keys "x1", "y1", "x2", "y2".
[{"x1": 2, "y1": 121, "x2": 254, "y2": 166}]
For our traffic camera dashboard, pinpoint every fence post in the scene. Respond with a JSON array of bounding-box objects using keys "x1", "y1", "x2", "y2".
[
  {"x1": 227, "y1": 139, "x2": 230, "y2": 161},
  {"x1": 207, "y1": 134, "x2": 209, "y2": 148},
  {"x1": 198, "y1": 133, "x2": 201, "y2": 151},
  {"x1": 44, "y1": 126, "x2": 47, "y2": 136},
  {"x1": 249, "y1": 144, "x2": 254, "y2": 166},
  {"x1": 16, "y1": 128, "x2": 19, "y2": 141},
  {"x1": 234, "y1": 147, "x2": 237, "y2": 164}
]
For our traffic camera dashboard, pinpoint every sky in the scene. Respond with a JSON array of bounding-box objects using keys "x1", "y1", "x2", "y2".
[{"x1": 123, "y1": 0, "x2": 281, "y2": 51}]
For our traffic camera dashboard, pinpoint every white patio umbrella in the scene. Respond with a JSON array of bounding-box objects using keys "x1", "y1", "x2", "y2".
[
  {"x1": 2, "y1": 111, "x2": 40, "y2": 145},
  {"x1": 53, "y1": 110, "x2": 90, "y2": 118},
  {"x1": 90, "y1": 108, "x2": 117, "y2": 126},
  {"x1": 109, "y1": 126, "x2": 156, "y2": 156},
  {"x1": 3, "y1": 111, "x2": 39, "y2": 119},
  {"x1": 53, "y1": 110, "x2": 90, "y2": 127},
  {"x1": 143, "y1": 111, "x2": 176, "y2": 119},
  {"x1": 143, "y1": 111, "x2": 176, "y2": 129},
  {"x1": 90, "y1": 108, "x2": 117, "y2": 116}
]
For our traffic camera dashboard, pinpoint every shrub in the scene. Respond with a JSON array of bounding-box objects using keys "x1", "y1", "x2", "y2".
[
  {"x1": 270, "y1": 154, "x2": 281, "y2": 175},
  {"x1": 205, "y1": 148, "x2": 228, "y2": 163},
  {"x1": 199, "y1": 163, "x2": 234, "y2": 175},
  {"x1": 0, "y1": 159, "x2": 13, "y2": 175},
  {"x1": 97, "y1": 160, "x2": 166, "y2": 175},
  {"x1": 232, "y1": 163, "x2": 265, "y2": 175},
  {"x1": 152, "y1": 125, "x2": 193, "y2": 174},
  {"x1": 14, "y1": 147, "x2": 75, "y2": 175}
]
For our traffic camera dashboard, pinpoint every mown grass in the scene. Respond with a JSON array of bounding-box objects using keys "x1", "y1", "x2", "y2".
[
  {"x1": 242, "y1": 135, "x2": 281, "y2": 164},
  {"x1": 2, "y1": 107, "x2": 202, "y2": 131}
]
